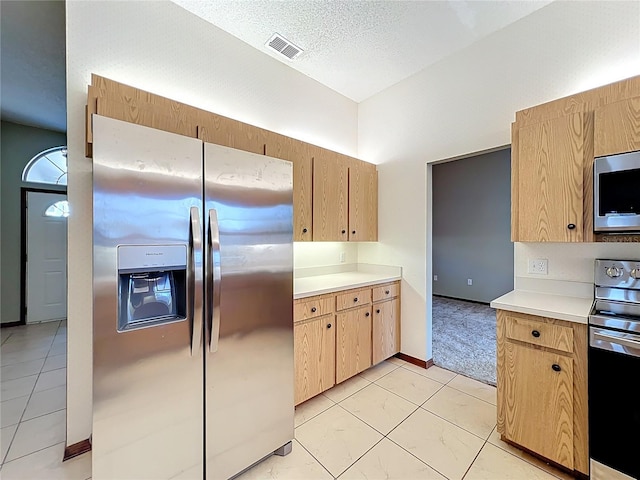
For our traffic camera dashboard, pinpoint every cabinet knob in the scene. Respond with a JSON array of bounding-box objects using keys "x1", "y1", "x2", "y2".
[
  {"x1": 531, "y1": 330, "x2": 541, "y2": 338},
  {"x1": 365, "y1": 312, "x2": 370, "y2": 317},
  {"x1": 567, "y1": 223, "x2": 576, "y2": 230},
  {"x1": 352, "y1": 230, "x2": 356, "y2": 234},
  {"x1": 341, "y1": 230, "x2": 346, "y2": 234},
  {"x1": 376, "y1": 309, "x2": 381, "y2": 314},
  {"x1": 327, "y1": 323, "x2": 332, "y2": 329},
  {"x1": 551, "y1": 364, "x2": 561, "y2": 372},
  {"x1": 385, "y1": 290, "x2": 390, "y2": 295},
  {"x1": 354, "y1": 297, "x2": 359, "y2": 302},
  {"x1": 302, "y1": 228, "x2": 308, "y2": 233},
  {"x1": 311, "y1": 307, "x2": 317, "y2": 313}
]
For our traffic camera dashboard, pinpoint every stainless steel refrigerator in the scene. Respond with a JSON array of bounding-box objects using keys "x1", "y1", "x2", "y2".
[{"x1": 92, "y1": 115, "x2": 294, "y2": 479}]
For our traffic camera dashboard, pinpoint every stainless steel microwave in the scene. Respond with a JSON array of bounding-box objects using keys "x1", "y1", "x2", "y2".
[{"x1": 594, "y1": 150, "x2": 640, "y2": 232}]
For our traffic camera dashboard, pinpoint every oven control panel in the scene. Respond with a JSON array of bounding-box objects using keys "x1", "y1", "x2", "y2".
[{"x1": 595, "y1": 259, "x2": 640, "y2": 289}]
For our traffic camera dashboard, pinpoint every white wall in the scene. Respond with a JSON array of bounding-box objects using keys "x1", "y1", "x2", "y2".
[
  {"x1": 357, "y1": 1, "x2": 640, "y2": 361},
  {"x1": 294, "y1": 242, "x2": 358, "y2": 270},
  {"x1": 66, "y1": 0, "x2": 358, "y2": 445}
]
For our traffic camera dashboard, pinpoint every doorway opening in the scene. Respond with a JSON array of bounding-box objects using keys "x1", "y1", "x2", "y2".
[
  {"x1": 20, "y1": 145, "x2": 68, "y2": 325},
  {"x1": 430, "y1": 147, "x2": 513, "y2": 385}
]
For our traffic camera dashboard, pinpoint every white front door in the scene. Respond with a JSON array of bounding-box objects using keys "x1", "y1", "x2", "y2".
[{"x1": 26, "y1": 191, "x2": 68, "y2": 323}]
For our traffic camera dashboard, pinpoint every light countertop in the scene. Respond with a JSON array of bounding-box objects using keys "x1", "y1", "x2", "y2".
[
  {"x1": 490, "y1": 290, "x2": 594, "y2": 324},
  {"x1": 294, "y1": 270, "x2": 401, "y2": 299}
]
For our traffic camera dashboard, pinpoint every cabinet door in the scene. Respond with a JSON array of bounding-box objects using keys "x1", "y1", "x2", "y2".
[
  {"x1": 515, "y1": 113, "x2": 585, "y2": 242},
  {"x1": 336, "y1": 306, "x2": 372, "y2": 383},
  {"x1": 348, "y1": 159, "x2": 378, "y2": 241},
  {"x1": 294, "y1": 316, "x2": 336, "y2": 405},
  {"x1": 265, "y1": 132, "x2": 313, "y2": 241},
  {"x1": 594, "y1": 96, "x2": 640, "y2": 157},
  {"x1": 312, "y1": 149, "x2": 348, "y2": 241},
  {"x1": 372, "y1": 298, "x2": 400, "y2": 364},
  {"x1": 503, "y1": 342, "x2": 574, "y2": 469}
]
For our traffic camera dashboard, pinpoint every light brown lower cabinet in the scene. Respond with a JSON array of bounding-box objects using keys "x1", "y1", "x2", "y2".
[
  {"x1": 372, "y1": 297, "x2": 400, "y2": 365},
  {"x1": 294, "y1": 314, "x2": 335, "y2": 405},
  {"x1": 294, "y1": 281, "x2": 401, "y2": 405},
  {"x1": 496, "y1": 309, "x2": 588, "y2": 475},
  {"x1": 336, "y1": 305, "x2": 372, "y2": 384}
]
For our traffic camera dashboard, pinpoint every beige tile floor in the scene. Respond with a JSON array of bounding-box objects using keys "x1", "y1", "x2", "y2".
[
  {"x1": 1, "y1": 320, "x2": 91, "y2": 479},
  {"x1": 1, "y1": 322, "x2": 573, "y2": 480}
]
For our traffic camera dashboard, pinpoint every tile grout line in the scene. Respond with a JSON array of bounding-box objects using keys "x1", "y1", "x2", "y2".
[
  {"x1": 482, "y1": 426, "x2": 568, "y2": 480},
  {"x1": 372, "y1": 374, "x2": 446, "y2": 407},
  {"x1": 293, "y1": 436, "x2": 340, "y2": 480},
  {"x1": 416, "y1": 401, "x2": 492, "y2": 443},
  {"x1": 2, "y1": 321, "x2": 64, "y2": 466},
  {"x1": 0, "y1": 440, "x2": 70, "y2": 468}
]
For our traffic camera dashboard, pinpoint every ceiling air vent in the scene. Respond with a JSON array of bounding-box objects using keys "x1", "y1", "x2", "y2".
[{"x1": 266, "y1": 33, "x2": 303, "y2": 60}]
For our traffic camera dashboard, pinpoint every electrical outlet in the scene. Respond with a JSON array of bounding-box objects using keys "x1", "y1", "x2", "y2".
[
  {"x1": 528, "y1": 258, "x2": 548, "y2": 275},
  {"x1": 467, "y1": 278, "x2": 473, "y2": 286},
  {"x1": 339, "y1": 251, "x2": 346, "y2": 263},
  {"x1": 433, "y1": 274, "x2": 438, "y2": 281}
]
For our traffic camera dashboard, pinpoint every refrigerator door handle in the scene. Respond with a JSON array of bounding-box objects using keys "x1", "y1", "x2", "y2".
[
  {"x1": 209, "y1": 208, "x2": 221, "y2": 353},
  {"x1": 190, "y1": 206, "x2": 203, "y2": 355}
]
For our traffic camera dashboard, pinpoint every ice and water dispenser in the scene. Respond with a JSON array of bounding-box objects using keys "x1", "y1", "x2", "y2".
[{"x1": 117, "y1": 245, "x2": 187, "y2": 331}]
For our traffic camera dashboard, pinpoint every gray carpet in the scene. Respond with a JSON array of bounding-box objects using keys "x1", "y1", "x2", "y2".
[{"x1": 432, "y1": 295, "x2": 497, "y2": 386}]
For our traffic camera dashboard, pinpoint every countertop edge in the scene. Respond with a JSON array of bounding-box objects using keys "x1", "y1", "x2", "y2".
[
  {"x1": 294, "y1": 275, "x2": 402, "y2": 299},
  {"x1": 490, "y1": 301, "x2": 589, "y2": 325},
  {"x1": 490, "y1": 290, "x2": 593, "y2": 325}
]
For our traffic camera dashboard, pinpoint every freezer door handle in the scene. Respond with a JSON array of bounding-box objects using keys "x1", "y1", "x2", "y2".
[
  {"x1": 209, "y1": 208, "x2": 221, "y2": 353},
  {"x1": 190, "y1": 206, "x2": 203, "y2": 355}
]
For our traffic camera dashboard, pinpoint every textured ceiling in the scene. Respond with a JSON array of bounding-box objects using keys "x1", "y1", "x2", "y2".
[
  {"x1": 171, "y1": 0, "x2": 552, "y2": 102},
  {"x1": 0, "y1": 0, "x2": 552, "y2": 133}
]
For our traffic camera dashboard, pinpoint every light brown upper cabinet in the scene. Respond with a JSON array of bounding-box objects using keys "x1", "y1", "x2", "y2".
[
  {"x1": 265, "y1": 132, "x2": 313, "y2": 242},
  {"x1": 510, "y1": 75, "x2": 640, "y2": 243},
  {"x1": 512, "y1": 112, "x2": 589, "y2": 242},
  {"x1": 86, "y1": 74, "x2": 379, "y2": 243},
  {"x1": 197, "y1": 115, "x2": 266, "y2": 155},
  {"x1": 347, "y1": 158, "x2": 378, "y2": 242},
  {"x1": 312, "y1": 148, "x2": 349, "y2": 241},
  {"x1": 594, "y1": 96, "x2": 640, "y2": 157}
]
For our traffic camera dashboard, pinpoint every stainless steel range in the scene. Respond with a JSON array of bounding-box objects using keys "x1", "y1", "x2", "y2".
[{"x1": 589, "y1": 259, "x2": 640, "y2": 480}]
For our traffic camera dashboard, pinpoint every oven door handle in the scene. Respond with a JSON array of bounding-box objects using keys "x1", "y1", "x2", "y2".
[{"x1": 590, "y1": 327, "x2": 640, "y2": 357}]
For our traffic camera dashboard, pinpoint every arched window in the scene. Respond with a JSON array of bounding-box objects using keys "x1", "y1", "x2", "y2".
[
  {"x1": 22, "y1": 146, "x2": 67, "y2": 186},
  {"x1": 44, "y1": 200, "x2": 70, "y2": 218}
]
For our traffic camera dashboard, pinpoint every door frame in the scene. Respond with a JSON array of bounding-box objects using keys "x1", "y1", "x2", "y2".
[{"x1": 20, "y1": 186, "x2": 68, "y2": 325}]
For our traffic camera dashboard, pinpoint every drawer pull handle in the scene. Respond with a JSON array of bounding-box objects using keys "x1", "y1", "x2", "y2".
[
  {"x1": 567, "y1": 223, "x2": 576, "y2": 230},
  {"x1": 327, "y1": 323, "x2": 332, "y2": 329},
  {"x1": 385, "y1": 290, "x2": 390, "y2": 294},
  {"x1": 311, "y1": 307, "x2": 317, "y2": 313},
  {"x1": 376, "y1": 309, "x2": 381, "y2": 314},
  {"x1": 354, "y1": 297, "x2": 359, "y2": 302},
  {"x1": 352, "y1": 230, "x2": 356, "y2": 234},
  {"x1": 552, "y1": 364, "x2": 561, "y2": 372},
  {"x1": 302, "y1": 228, "x2": 308, "y2": 233},
  {"x1": 365, "y1": 312, "x2": 370, "y2": 317},
  {"x1": 531, "y1": 330, "x2": 541, "y2": 338},
  {"x1": 341, "y1": 230, "x2": 346, "y2": 234}
]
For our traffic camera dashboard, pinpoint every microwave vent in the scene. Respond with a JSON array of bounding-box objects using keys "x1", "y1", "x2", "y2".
[{"x1": 266, "y1": 33, "x2": 303, "y2": 60}]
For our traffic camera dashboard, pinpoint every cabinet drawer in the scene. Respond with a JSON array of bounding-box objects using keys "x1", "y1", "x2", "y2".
[
  {"x1": 336, "y1": 289, "x2": 371, "y2": 311},
  {"x1": 373, "y1": 283, "x2": 399, "y2": 302},
  {"x1": 505, "y1": 314, "x2": 573, "y2": 354},
  {"x1": 294, "y1": 296, "x2": 334, "y2": 322}
]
